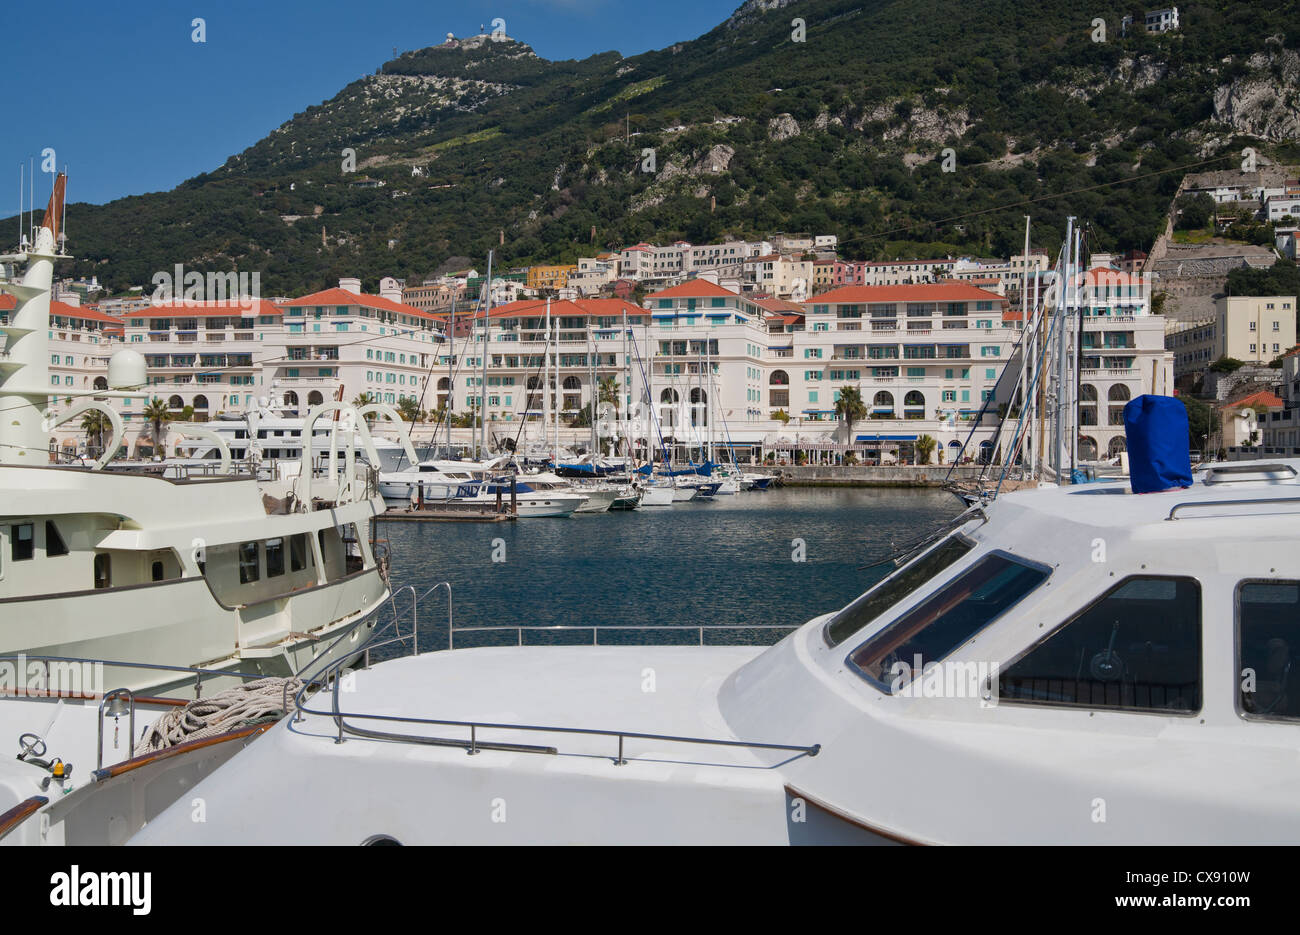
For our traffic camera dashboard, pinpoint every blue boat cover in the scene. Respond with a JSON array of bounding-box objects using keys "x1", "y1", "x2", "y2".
[{"x1": 1124, "y1": 395, "x2": 1192, "y2": 494}]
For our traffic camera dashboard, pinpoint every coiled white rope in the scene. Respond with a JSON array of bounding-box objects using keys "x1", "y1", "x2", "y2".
[{"x1": 135, "y1": 677, "x2": 303, "y2": 756}]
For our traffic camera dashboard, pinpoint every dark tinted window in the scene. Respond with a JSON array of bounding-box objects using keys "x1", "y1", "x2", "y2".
[
  {"x1": 11, "y1": 524, "x2": 33, "y2": 562},
  {"x1": 290, "y1": 533, "x2": 308, "y2": 572},
  {"x1": 848, "y1": 552, "x2": 1049, "y2": 690},
  {"x1": 825, "y1": 536, "x2": 974, "y2": 647},
  {"x1": 266, "y1": 538, "x2": 285, "y2": 578},
  {"x1": 238, "y1": 541, "x2": 260, "y2": 584},
  {"x1": 45, "y1": 521, "x2": 68, "y2": 557},
  {"x1": 93, "y1": 553, "x2": 111, "y2": 589},
  {"x1": 1000, "y1": 577, "x2": 1201, "y2": 713},
  {"x1": 1238, "y1": 581, "x2": 1300, "y2": 720}
]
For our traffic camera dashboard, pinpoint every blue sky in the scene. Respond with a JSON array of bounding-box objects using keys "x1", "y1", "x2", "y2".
[{"x1": 4, "y1": 0, "x2": 741, "y2": 208}]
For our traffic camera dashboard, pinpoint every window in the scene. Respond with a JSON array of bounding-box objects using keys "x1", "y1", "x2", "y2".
[
  {"x1": 1000, "y1": 577, "x2": 1201, "y2": 713},
  {"x1": 826, "y1": 536, "x2": 974, "y2": 647},
  {"x1": 1238, "y1": 581, "x2": 1300, "y2": 720},
  {"x1": 266, "y1": 538, "x2": 285, "y2": 577},
  {"x1": 151, "y1": 561, "x2": 165, "y2": 582},
  {"x1": 93, "y1": 553, "x2": 111, "y2": 590},
  {"x1": 846, "y1": 550, "x2": 1050, "y2": 691},
  {"x1": 290, "y1": 533, "x2": 309, "y2": 572},
  {"x1": 45, "y1": 521, "x2": 68, "y2": 557},
  {"x1": 238, "y1": 541, "x2": 260, "y2": 584},
  {"x1": 10, "y1": 524, "x2": 33, "y2": 561}
]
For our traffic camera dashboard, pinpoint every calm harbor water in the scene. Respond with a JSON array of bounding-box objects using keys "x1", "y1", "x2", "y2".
[{"x1": 376, "y1": 487, "x2": 963, "y2": 654}]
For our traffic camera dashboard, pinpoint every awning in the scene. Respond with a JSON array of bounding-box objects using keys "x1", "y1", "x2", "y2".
[{"x1": 856, "y1": 434, "x2": 919, "y2": 442}]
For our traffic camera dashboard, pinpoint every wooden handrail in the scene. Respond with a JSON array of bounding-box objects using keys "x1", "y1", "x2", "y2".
[
  {"x1": 0, "y1": 796, "x2": 49, "y2": 841},
  {"x1": 92, "y1": 722, "x2": 271, "y2": 782}
]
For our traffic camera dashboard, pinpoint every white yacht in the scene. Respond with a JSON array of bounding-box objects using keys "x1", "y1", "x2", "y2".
[
  {"x1": 182, "y1": 396, "x2": 414, "y2": 474},
  {"x1": 0, "y1": 177, "x2": 393, "y2": 695},
  {"x1": 130, "y1": 449, "x2": 1300, "y2": 844},
  {"x1": 379, "y1": 458, "x2": 502, "y2": 504}
]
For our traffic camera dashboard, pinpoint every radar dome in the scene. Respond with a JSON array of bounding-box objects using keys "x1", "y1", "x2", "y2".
[{"x1": 107, "y1": 348, "x2": 147, "y2": 390}]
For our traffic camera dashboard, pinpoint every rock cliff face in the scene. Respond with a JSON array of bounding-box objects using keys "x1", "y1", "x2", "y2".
[{"x1": 1214, "y1": 44, "x2": 1300, "y2": 142}]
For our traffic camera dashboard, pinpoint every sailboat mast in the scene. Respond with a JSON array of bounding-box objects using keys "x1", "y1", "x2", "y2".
[
  {"x1": 480, "y1": 249, "x2": 493, "y2": 459},
  {"x1": 447, "y1": 296, "x2": 455, "y2": 457}
]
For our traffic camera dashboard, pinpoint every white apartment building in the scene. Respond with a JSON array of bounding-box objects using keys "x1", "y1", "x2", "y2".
[
  {"x1": 430, "y1": 296, "x2": 651, "y2": 433},
  {"x1": 1266, "y1": 196, "x2": 1300, "y2": 223},
  {"x1": 743, "y1": 255, "x2": 814, "y2": 299},
  {"x1": 791, "y1": 283, "x2": 1018, "y2": 463},
  {"x1": 862, "y1": 259, "x2": 958, "y2": 285},
  {"x1": 1145, "y1": 7, "x2": 1179, "y2": 32},
  {"x1": 1071, "y1": 268, "x2": 1173, "y2": 460}
]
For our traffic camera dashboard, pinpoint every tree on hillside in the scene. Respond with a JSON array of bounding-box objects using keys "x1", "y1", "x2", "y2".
[{"x1": 1175, "y1": 193, "x2": 1214, "y2": 231}]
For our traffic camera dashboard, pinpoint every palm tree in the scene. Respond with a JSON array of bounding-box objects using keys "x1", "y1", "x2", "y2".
[
  {"x1": 141, "y1": 397, "x2": 171, "y2": 455},
  {"x1": 834, "y1": 386, "x2": 867, "y2": 445},
  {"x1": 80, "y1": 409, "x2": 112, "y2": 456},
  {"x1": 396, "y1": 396, "x2": 422, "y2": 422},
  {"x1": 916, "y1": 434, "x2": 937, "y2": 466},
  {"x1": 351, "y1": 392, "x2": 377, "y2": 425},
  {"x1": 598, "y1": 375, "x2": 620, "y2": 415}
]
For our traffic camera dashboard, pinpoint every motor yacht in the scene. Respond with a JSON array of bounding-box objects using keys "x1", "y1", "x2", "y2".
[
  {"x1": 0, "y1": 177, "x2": 392, "y2": 696},
  {"x1": 127, "y1": 433, "x2": 1300, "y2": 844}
]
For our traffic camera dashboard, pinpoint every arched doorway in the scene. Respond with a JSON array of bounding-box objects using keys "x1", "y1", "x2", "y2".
[
  {"x1": 192, "y1": 394, "x2": 209, "y2": 423},
  {"x1": 768, "y1": 370, "x2": 789, "y2": 412},
  {"x1": 1078, "y1": 435, "x2": 1098, "y2": 461},
  {"x1": 689, "y1": 387, "x2": 708, "y2": 426},
  {"x1": 307, "y1": 391, "x2": 324, "y2": 407},
  {"x1": 903, "y1": 390, "x2": 924, "y2": 419},
  {"x1": 660, "y1": 387, "x2": 680, "y2": 428},
  {"x1": 167, "y1": 395, "x2": 184, "y2": 410},
  {"x1": 873, "y1": 391, "x2": 895, "y2": 418},
  {"x1": 1108, "y1": 436, "x2": 1127, "y2": 458},
  {"x1": 1107, "y1": 384, "x2": 1131, "y2": 427},
  {"x1": 562, "y1": 376, "x2": 581, "y2": 414}
]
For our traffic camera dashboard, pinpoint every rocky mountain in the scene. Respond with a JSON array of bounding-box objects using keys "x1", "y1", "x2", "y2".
[{"x1": 23, "y1": 0, "x2": 1300, "y2": 295}]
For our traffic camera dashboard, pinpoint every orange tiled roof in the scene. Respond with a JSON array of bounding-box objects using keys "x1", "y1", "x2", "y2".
[
  {"x1": 121, "y1": 299, "x2": 284, "y2": 318},
  {"x1": 805, "y1": 283, "x2": 1005, "y2": 304},
  {"x1": 648, "y1": 279, "x2": 741, "y2": 299},
  {"x1": 1224, "y1": 389, "x2": 1283, "y2": 409},
  {"x1": 281, "y1": 287, "x2": 437, "y2": 320}
]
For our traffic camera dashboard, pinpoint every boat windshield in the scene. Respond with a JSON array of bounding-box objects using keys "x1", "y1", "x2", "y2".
[
  {"x1": 825, "y1": 536, "x2": 974, "y2": 647},
  {"x1": 846, "y1": 551, "x2": 1050, "y2": 692}
]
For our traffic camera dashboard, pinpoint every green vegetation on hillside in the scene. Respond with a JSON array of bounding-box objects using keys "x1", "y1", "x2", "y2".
[{"x1": 9, "y1": 0, "x2": 1300, "y2": 296}]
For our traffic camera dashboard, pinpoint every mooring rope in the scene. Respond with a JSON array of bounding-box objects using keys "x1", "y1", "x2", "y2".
[{"x1": 134, "y1": 677, "x2": 302, "y2": 756}]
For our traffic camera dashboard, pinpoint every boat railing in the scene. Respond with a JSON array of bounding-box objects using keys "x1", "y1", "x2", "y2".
[
  {"x1": 448, "y1": 623, "x2": 797, "y2": 649},
  {"x1": 285, "y1": 593, "x2": 819, "y2": 767}
]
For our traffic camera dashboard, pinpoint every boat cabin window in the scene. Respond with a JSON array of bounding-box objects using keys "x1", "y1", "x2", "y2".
[
  {"x1": 825, "y1": 536, "x2": 973, "y2": 647},
  {"x1": 151, "y1": 561, "x2": 165, "y2": 581},
  {"x1": 847, "y1": 551, "x2": 1049, "y2": 692},
  {"x1": 1238, "y1": 580, "x2": 1300, "y2": 721},
  {"x1": 10, "y1": 524, "x2": 33, "y2": 562},
  {"x1": 238, "y1": 541, "x2": 260, "y2": 584},
  {"x1": 266, "y1": 538, "x2": 286, "y2": 578},
  {"x1": 45, "y1": 521, "x2": 69, "y2": 557},
  {"x1": 93, "y1": 553, "x2": 111, "y2": 590},
  {"x1": 290, "y1": 533, "x2": 308, "y2": 572},
  {"x1": 999, "y1": 576, "x2": 1201, "y2": 714}
]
